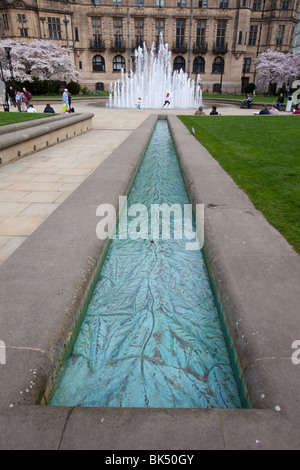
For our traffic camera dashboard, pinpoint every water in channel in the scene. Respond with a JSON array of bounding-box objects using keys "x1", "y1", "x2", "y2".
[{"x1": 49, "y1": 120, "x2": 242, "y2": 408}]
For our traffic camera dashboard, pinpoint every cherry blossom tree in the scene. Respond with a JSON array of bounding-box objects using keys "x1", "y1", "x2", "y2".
[
  {"x1": 0, "y1": 39, "x2": 79, "y2": 83},
  {"x1": 255, "y1": 50, "x2": 300, "y2": 91}
]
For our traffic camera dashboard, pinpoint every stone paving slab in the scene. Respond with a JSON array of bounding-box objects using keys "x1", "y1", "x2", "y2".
[{"x1": 0, "y1": 106, "x2": 154, "y2": 265}]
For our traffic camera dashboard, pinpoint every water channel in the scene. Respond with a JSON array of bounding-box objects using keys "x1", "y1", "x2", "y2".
[{"x1": 49, "y1": 120, "x2": 244, "y2": 408}]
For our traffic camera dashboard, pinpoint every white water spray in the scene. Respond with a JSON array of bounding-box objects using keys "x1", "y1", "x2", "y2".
[{"x1": 109, "y1": 36, "x2": 202, "y2": 109}]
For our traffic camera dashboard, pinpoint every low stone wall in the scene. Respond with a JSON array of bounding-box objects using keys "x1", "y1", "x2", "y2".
[{"x1": 0, "y1": 113, "x2": 94, "y2": 166}]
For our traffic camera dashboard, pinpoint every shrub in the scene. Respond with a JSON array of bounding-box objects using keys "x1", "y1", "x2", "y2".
[
  {"x1": 80, "y1": 86, "x2": 90, "y2": 95},
  {"x1": 67, "y1": 81, "x2": 81, "y2": 95},
  {"x1": 14, "y1": 78, "x2": 62, "y2": 95},
  {"x1": 244, "y1": 82, "x2": 256, "y2": 94}
]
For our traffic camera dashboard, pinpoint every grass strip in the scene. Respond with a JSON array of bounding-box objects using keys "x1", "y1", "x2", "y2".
[
  {"x1": 178, "y1": 115, "x2": 300, "y2": 253},
  {"x1": 0, "y1": 112, "x2": 57, "y2": 126}
]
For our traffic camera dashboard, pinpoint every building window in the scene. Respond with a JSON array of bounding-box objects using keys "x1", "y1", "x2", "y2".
[
  {"x1": 178, "y1": 0, "x2": 186, "y2": 6},
  {"x1": 248, "y1": 25, "x2": 258, "y2": 45},
  {"x1": 252, "y1": 0, "x2": 261, "y2": 10},
  {"x1": 113, "y1": 55, "x2": 126, "y2": 71},
  {"x1": 156, "y1": 0, "x2": 165, "y2": 5},
  {"x1": 216, "y1": 20, "x2": 226, "y2": 48},
  {"x1": 196, "y1": 20, "x2": 206, "y2": 47},
  {"x1": 276, "y1": 25, "x2": 285, "y2": 45},
  {"x1": 173, "y1": 56, "x2": 185, "y2": 72},
  {"x1": 2, "y1": 14, "x2": 10, "y2": 29},
  {"x1": 79, "y1": 61, "x2": 82, "y2": 69},
  {"x1": 135, "y1": 0, "x2": 144, "y2": 5},
  {"x1": 47, "y1": 17, "x2": 61, "y2": 40},
  {"x1": 193, "y1": 56, "x2": 205, "y2": 73},
  {"x1": 212, "y1": 56, "x2": 224, "y2": 74},
  {"x1": 92, "y1": 17, "x2": 102, "y2": 43},
  {"x1": 20, "y1": 28, "x2": 28, "y2": 37},
  {"x1": 198, "y1": 0, "x2": 207, "y2": 7},
  {"x1": 243, "y1": 57, "x2": 251, "y2": 73},
  {"x1": 92, "y1": 0, "x2": 100, "y2": 4},
  {"x1": 176, "y1": 19, "x2": 185, "y2": 48},
  {"x1": 113, "y1": 0, "x2": 122, "y2": 5},
  {"x1": 290, "y1": 26, "x2": 295, "y2": 45},
  {"x1": 238, "y1": 31, "x2": 242, "y2": 44},
  {"x1": 92, "y1": 55, "x2": 105, "y2": 71},
  {"x1": 219, "y1": 0, "x2": 228, "y2": 7},
  {"x1": 74, "y1": 27, "x2": 79, "y2": 41},
  {"x1": 155, "y1": 19, "x2": 165, "y2": 46},
  {"x1": 17, "y1": 14, "x2": 26, "y2": 22},
  {"x1": 134, "y1": 18, "x2": 144, "y2": 48},
  {"x1": 113, "y1": 18, "x2": 123, "y2": 47},
  {"x1": 18, "y1": 13, "x2": 28, "y2": 37},
  {"x1": 281, "y1": 0, "x2": 289, "y2": 8}
]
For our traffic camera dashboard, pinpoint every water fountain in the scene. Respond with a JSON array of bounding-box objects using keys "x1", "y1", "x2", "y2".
[{"x1": 109, "y1": 35, "x2": 202, "y2": 109}]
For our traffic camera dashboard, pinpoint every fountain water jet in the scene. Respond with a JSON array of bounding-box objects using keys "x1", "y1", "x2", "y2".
[{"x1": 109, "y1": 36, "x2": 202, "y2": 109}]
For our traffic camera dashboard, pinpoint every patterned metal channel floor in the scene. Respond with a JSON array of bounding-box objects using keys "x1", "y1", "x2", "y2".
[{"x1": 49, "y1": 120, "x2": 243, "y2": 408}]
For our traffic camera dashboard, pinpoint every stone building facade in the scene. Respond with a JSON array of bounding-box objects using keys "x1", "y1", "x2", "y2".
[{"x1": 0, "y1": 0, "x2": 299, "y2": 92}]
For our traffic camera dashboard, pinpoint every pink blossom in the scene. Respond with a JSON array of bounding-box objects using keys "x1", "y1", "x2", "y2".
[{"x1": 0, "y1": 39, "x2": 79, "y2": 82}]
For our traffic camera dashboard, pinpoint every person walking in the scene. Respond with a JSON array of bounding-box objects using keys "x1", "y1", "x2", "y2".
[
  {"x1": 8, "y1": 86, "x2": 16, "y2": 107},
  {"x1": 15, "y1": 91, "x2": 22, "y2": 112},
  {"x1": 275, "y1": 93, "x2": 284, "y2": 111},
  {"x1": 62, "y1": 88, "x2": 69, "y2": 111},
  {"x1": 20, "y1": 92, "x2": 27, "y2": 112},
  {"x1": 22, "y1": 87, "x2": 32, "y2": 108},
  {"x1": 136, "y1": 97, "x2": 141, "y2": 109},
  {"x1": 162, "y1": 93, "x2": 171, "y2": 108}
]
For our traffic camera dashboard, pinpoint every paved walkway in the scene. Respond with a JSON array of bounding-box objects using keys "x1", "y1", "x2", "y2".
[{"x1": 0, "y1": 102, "x2": 270, "y2": 265}]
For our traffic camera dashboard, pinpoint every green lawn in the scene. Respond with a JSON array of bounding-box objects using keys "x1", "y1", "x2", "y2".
[
  {"x1": 202, "y1": 93, "x2": 284, "y2": 104},
  {"x1": 178, "y1": 115, "x2": 300, "y2": 254},
  {"x1": 0, "y1": 111, "x2": 56, "y2": 126}
]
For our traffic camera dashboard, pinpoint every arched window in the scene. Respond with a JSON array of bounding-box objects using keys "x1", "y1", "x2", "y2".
[
  {"x1": 113, "y1": 55, "x2": 126, "y2": 72},
  {"x1": 173, "y1": 56, "x2": 185, "y2": 72},
  {"x1": 92, "y1": 55, "x2": 105, "y2": 72},
  {"x1": 193, "y1": 56, "x2": 205, "y2": 74},
  {"x1": 212, "y1": 56, "x2": 224, "y2": 74}
]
